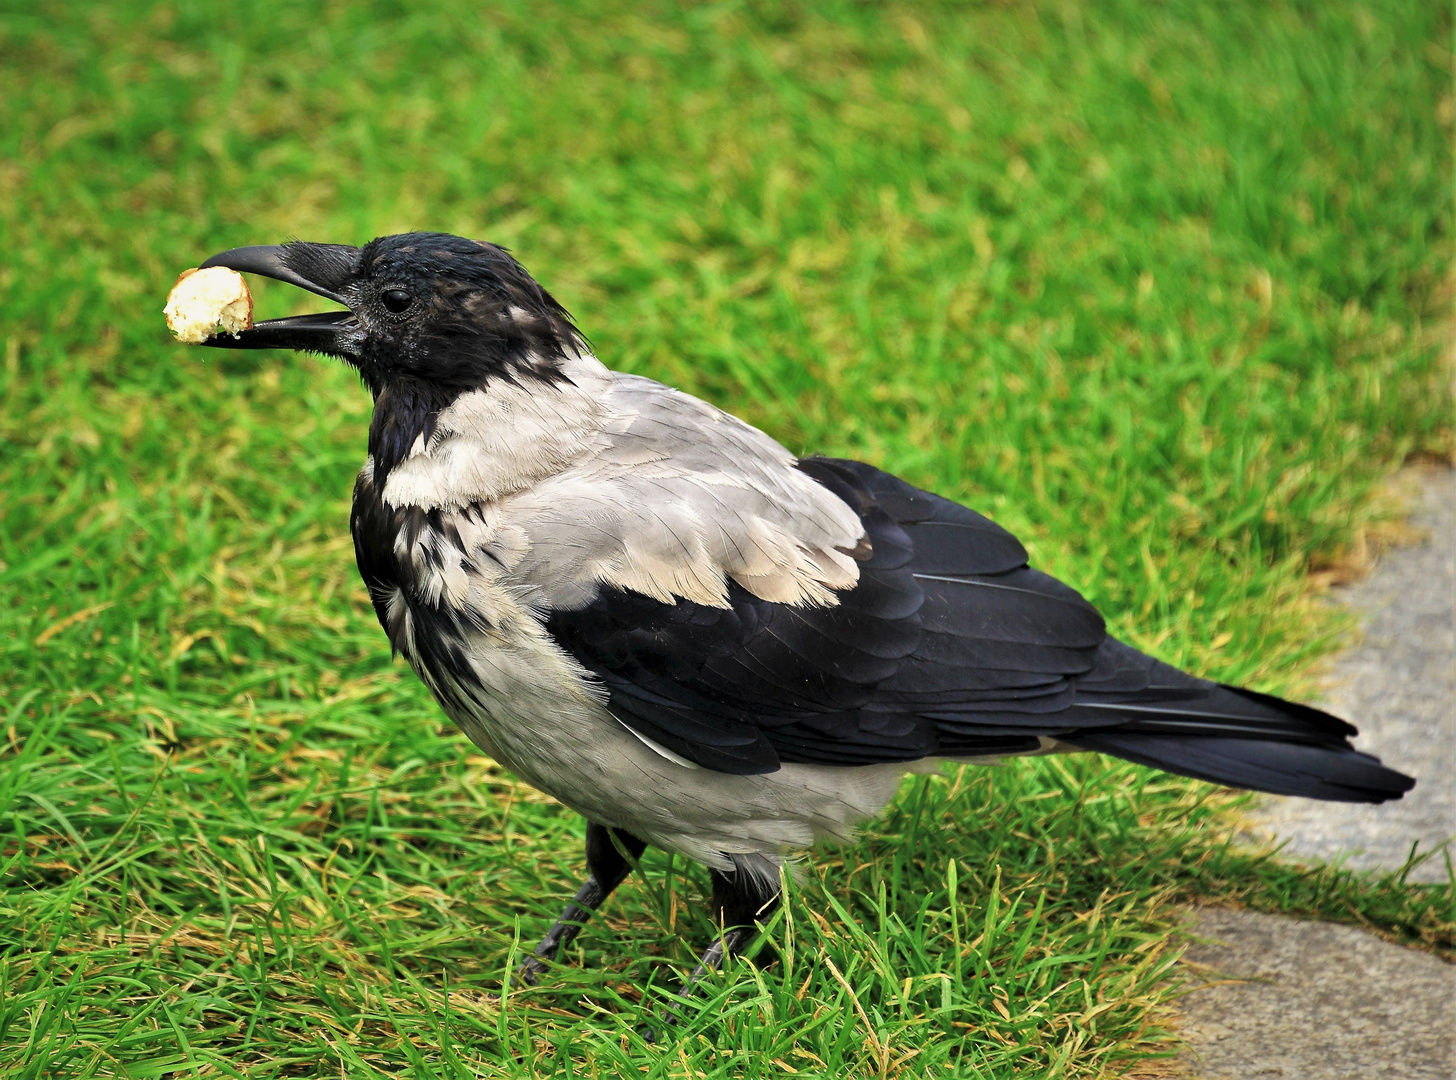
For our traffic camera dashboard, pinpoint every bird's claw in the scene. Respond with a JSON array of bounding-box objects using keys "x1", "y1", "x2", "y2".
[{"x1": 512, "y1": 956, "x2": 547, "y2": 988}]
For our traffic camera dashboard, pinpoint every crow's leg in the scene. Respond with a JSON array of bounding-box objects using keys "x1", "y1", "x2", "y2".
[
  {"x1": 517, "y1": 821, "x2": 647, "y2": 986},
  {"x1": 640, "y1": 864, "x2": 783, "y2": 1041},
  {"x1": 682, "y1": 865, "x2": 783, "y2": 992}
]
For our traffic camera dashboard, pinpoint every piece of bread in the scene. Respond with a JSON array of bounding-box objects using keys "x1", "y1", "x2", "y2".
[{"x1": 164, "y1": 266, "x2": 254, "y2": 343}]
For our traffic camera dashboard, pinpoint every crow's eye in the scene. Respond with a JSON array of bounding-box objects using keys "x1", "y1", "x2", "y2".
[{"x1": 381, "y1": 288, "x2": 413, "y2": 314}]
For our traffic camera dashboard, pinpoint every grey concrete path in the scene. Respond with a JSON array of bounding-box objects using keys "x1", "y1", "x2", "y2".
[
  {"x1": 1174, "y1": 467, "x2": 1455, "y2": 1080},
  {"x1": 1176, "y1": 907, "x2": 1454, "y2": 1080},
  {"x1": 1248, "y1": 465, "x2": 1454, "y2": 882}
]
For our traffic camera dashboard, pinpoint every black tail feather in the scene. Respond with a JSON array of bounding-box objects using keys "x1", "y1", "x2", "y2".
[
  {"x1": 1062, "y1": 640, "x2": 1414, "y2": 804},
  {"x1": 1068, "y1": 731, "x2": 1414, "y2": 803}
]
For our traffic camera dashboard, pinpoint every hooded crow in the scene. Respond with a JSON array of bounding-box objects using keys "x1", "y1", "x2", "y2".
[{"x1": 194, "y1": 232, "x2": 1414, "y2": 991}]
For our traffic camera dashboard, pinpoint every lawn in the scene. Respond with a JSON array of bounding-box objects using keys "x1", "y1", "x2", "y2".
[{"x1": 0, "y1": 1, "x2": 1451, "y2": 1076}]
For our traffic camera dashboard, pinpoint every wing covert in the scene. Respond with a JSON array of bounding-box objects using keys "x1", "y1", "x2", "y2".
[{"x1": 545, "y1": 458, "x2": 1111, "y2": 774}]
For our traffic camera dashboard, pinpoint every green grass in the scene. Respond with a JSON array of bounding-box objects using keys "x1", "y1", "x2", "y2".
[{"x1": 1, "y1": 0, "x2": 1451, "y2": 1075}]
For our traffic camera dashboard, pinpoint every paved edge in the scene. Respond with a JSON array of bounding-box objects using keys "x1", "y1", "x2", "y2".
[
  {"x1": 1173, "y1": 906, "x2": 1455, "y2": 1080},
  {"x1": 1245, "y1": 465, "x2": 1456, "y2": 882}
]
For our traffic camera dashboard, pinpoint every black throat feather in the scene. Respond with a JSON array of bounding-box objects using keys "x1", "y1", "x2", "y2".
[{"x1": 368, "y1": 378, "x2": 454, "y2": 484}]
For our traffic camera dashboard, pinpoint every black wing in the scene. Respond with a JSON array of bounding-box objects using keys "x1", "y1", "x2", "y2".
[{"x1": 545, "y1": 458, "x2": 1412, "y2": 803}]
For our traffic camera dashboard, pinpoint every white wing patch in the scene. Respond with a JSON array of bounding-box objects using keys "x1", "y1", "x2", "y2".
[
  {"x1": 506, "y1": 369, "x2": 865, "y2": 609},
  {"x1": 620, "y1": 724, "x2": 702, "y2": 769},
  {"x1": 379, "y1": 355, "x2": 866, "y2": 614},
  {"x1": 380, "y1": 355, "x2": 612, "y2": 511}
]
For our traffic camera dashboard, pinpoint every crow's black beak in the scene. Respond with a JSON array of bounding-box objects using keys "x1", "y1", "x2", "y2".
[{"x1": 197, "y1": 242, "x2": 363, "y2": 356}]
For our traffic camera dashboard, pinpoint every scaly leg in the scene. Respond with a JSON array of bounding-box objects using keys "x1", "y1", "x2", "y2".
[
  {"x1": 686, "y1": 866, "x2": 782, "y2": 986},
  {"x1": 516, "y1": 821, "x2": 647, "y2": 986},
  {"x1": 659, "y1": 864, "x2": 783, "y2": 1006}
]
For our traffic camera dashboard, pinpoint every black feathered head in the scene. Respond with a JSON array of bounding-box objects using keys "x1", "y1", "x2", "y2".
[{"x1": 197, "y1": 232, "x2": 585, "y2": 397}]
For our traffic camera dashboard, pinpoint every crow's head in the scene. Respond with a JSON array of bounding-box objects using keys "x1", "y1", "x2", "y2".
[{"x1": 199, "y1": 233, "x2": 584, "y2": 398}]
